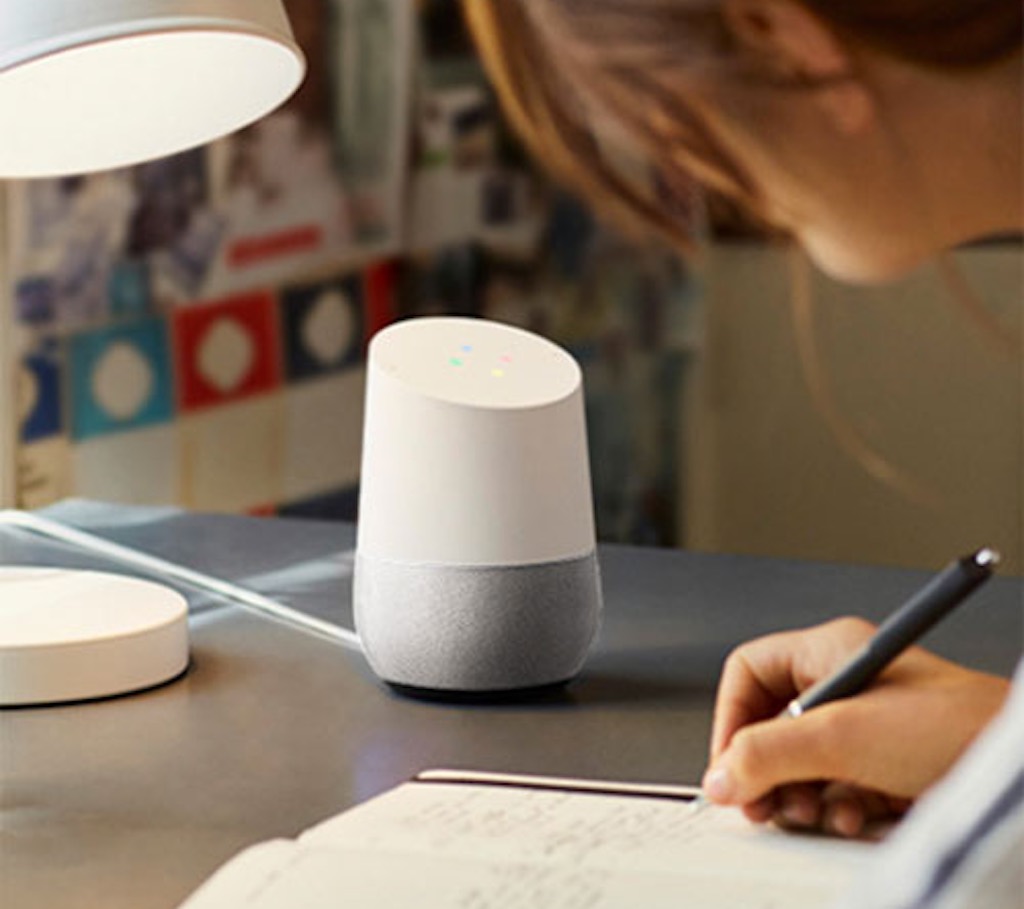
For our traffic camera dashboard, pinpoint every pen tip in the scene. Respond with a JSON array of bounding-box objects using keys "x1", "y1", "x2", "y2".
[{"x1": 975, "y1": 548, "x2": 1001, "y2": 568}]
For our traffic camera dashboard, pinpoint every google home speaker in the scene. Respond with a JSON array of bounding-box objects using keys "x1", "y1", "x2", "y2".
[{"x1": 354, "y1": 317, "x2": 602, "y2": 697}]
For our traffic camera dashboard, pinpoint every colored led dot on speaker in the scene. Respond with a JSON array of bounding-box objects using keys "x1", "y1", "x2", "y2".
[
  {"x1": 500, "y1": 355, "x2": 513, "y2": 364},
  {"x1": 450, "y1": 358, "x2": 464, "y2": 367},
  {"x1": 492, "y1": 369, "x2": 505, "y2": 378},
  {"x1": 461, "y1": 345, "x2": 473, "y2": 353}
]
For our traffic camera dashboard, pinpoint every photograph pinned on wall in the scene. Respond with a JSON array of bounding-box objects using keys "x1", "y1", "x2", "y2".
[
  {"x1": 200, "y1": 0, "x2": 351, "y2": 295},
  {"x1": 127, "y1": 150, "x2": 225, "y2": 305},
  {"x1": 407, "y1": 84, "x2": 495, "y2": 251},
  {"x1": 8, "y1": 147, "x2": 223, "y2": 329},
  {"x1": 201, "y1": 0, "x2": 414, "y2": 296},
  {"x1": 408, "y1": 0, "x2": 544, "y2": 256},
  {"x1": 172, "y1": 291, "x2": 282, "y2": 414},
  {"x1": 281, "y1": 274, "x2": 365, "y2": 383},
  {"x1": 10, "y1": 171, "x2": 138, "y2": 331},
  {"x1": 332, "y1": 0, "x2": 416, "y2": 250},
  {"x1": 66, "y1": 318, "x2": 176, "y2": 443}
]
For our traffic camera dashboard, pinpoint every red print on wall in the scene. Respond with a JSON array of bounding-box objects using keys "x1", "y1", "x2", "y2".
[{"x1": 173, "y1": 291, "x2": 282, "y2": 412}]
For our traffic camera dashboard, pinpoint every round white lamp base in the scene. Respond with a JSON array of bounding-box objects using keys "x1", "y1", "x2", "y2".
[{"x1": 0, "y1": 568, "x2": 189, "y2": 707}]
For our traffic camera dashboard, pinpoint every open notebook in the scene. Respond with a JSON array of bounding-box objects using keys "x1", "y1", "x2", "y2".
[{"x1": 180, "y1": 769, "x2": 873, "y2": 908}]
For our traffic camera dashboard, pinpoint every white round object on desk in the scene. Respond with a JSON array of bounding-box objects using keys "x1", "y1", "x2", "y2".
[{"x1": 0, "y1": 568, "x2": 189, "y2": 707}]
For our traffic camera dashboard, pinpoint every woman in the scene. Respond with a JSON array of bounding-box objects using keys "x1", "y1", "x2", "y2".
[{"x1": 463, "y1": 0, "x2": 1022, "y2": 894}]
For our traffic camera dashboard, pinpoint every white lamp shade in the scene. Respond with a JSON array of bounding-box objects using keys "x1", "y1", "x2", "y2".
[{"x1": 0, "y1": 0, "x2": 306, "y2": 177}]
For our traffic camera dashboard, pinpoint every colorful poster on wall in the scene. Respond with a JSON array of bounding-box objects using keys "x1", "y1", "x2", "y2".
[
  {"x1": 6, "y1": 0, "x2": 415, "y2": 330},
  {"x1": 3, "y1": 0, "x2": 702, "y2": 544}
]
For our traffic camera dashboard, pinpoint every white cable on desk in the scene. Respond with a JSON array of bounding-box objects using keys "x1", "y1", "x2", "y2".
[{"x1": 0, "y1": 510, "x2": 364, "y2": 652}]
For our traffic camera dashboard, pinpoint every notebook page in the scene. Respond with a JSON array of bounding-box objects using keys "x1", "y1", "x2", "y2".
[
  {"x1": 303, "y1": 778, "x2": 871, "y2": 900},
  {"x1": 183, "y1": 845, "x2": 860, "y2": 909},
  {"x1": 181, "y1": 775, "x2": 873, "y2": 908}
]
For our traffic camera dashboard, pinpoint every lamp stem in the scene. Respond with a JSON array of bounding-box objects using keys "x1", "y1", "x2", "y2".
[
  {"x1": 0, "y1": 183, "x2": 17, "y2": 508},
  {"x1": 0, "y1": 509, "x2": 364, "y2": 652}
]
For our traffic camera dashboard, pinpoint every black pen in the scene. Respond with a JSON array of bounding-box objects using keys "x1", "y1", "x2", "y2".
[
  {"x1": 785, "y1": 547, "x2": 1000, "y2": 717},
  {"x1": 694, "y1": 548, "x2": 1000, "y2": 813}
]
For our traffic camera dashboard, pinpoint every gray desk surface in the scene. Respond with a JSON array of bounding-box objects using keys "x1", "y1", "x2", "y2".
[{"x1": 1, "y1": 501, "x2": 1021, "y2": 909}]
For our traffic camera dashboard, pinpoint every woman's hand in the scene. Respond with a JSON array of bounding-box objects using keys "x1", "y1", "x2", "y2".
[{"x1": 703, "y1": 617, "x2": 1010, "y2": 837}]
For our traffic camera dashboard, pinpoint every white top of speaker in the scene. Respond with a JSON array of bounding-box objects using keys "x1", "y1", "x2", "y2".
[
  {"x1": 359, "y1": 317, "x2": 597, "y2": 566},
  {"x1": 370, "y1": 317, "x2": 581, "y2": 410},
  {"x1": 0, "y1": 568, "x2": 189, "y2": 706}
]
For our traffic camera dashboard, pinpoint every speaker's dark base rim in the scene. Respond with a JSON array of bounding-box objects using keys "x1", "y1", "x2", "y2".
[{"x1": 386, "y1": 678, "x2": 574, "y2": 705}]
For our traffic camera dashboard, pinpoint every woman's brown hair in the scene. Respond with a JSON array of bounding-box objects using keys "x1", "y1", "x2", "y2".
[
  {"x1": 463, "y1": 0, "x2": 1023, "y2": 250},
  {"x1": 464, "y1": 0, "x2": 1022, "y2": 505}
]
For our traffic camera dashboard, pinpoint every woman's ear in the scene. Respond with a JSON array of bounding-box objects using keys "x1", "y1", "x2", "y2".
[{"x1": 722, "y1": 0, "x2": 874, "y2": 135}]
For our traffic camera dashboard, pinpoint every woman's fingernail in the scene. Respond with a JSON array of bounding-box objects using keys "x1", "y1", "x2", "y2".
[
  {"x1": 827, "y1": 802, "x2": 863, "y2": 838},
  {"x1": 703, "y1": 767, "x2": 736, "y2": 803},
  {"x1": 780, "y1": 796, "x2": 816, "y2": 828}
]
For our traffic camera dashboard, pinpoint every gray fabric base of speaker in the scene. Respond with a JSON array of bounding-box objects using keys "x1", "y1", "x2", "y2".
[{"x1": 354, "y1": 552, "x2": 602, "y2": 694}]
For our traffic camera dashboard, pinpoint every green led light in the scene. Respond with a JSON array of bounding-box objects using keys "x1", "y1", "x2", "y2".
[{"x1": 450, "y1": 358, "x2": 464, "y2": 367}]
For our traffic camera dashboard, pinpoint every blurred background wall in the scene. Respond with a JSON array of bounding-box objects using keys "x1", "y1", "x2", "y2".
[
  {"x1": 3, "y1": 0, "x2": 1021, "y2": 572},
  {"x1": 687, "y1": 246, "x2": 1021, "y2": 572}
]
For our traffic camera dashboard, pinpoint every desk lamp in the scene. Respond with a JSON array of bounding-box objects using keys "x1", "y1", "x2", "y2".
[
  {"x1": 0, "y1": 0, "x2": 305, "y2": 177},
  {"x1": 0, "y1": 0, "x2": 305, "y2": 706}
]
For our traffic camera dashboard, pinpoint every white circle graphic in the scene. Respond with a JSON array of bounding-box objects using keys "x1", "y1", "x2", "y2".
[
  {"x1": 197, "y1": 317, "x2": 255, "y2": 394},
  {"x1": 18, "y1": 365, "x2": 39, "y2": 425},
  {"x1": 301, "y1": 289, "x2": 355, "y2": 367},
  {"x1": 92, "y1": 342, "x2": 153, "y2": 421}
]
